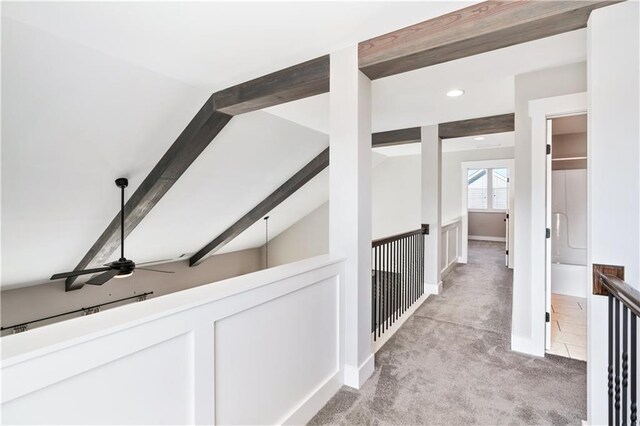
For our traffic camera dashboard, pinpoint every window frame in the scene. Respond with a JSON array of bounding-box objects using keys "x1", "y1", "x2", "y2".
[{"x1": 466, "y1": 167, "x2": 509, "y2": 213}]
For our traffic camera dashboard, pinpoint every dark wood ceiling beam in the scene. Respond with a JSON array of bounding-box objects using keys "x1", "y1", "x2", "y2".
[
  {"x1": 65, "y1": 56, "x2": 331, "y2": 291},
  {"x1": 359, "y1": 1, "x2": 616, "y2": 80},
  {"x1": 212, "y1": 55, "x2": 330, "y2": 115},
  {"x1": 65, "y1": 101, "x2": 232, "y2": 291},
  {"x1": 372, "y1": 127, "x2": 421, "y2": 147},
  {"x1": 439, "y1": 113, "x2": 514, "y2": 139},
  {"x1": 189, "y1": 147, "x2": 330, "y2": 267},
  {"x1": 370, "y1": 113, "x2": 514, "y2": 147}
]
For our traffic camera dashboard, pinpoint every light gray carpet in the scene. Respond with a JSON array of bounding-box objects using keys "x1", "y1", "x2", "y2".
[{"x1": 309, "y1": 241, "x2": 586, "y2": 425}]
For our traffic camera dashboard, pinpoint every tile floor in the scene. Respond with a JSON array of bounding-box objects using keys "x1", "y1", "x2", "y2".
[{"x1": 548, "y1": 293, "x2": 587, "y2": 361}]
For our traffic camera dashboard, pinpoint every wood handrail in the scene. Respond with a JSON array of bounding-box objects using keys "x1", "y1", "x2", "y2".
[
  {"x1": 372, "y1": 224, "x2": 429, "y2": 247},
  {"x1": 599, "y1": 272, "x2": 640, "y2": 317}
]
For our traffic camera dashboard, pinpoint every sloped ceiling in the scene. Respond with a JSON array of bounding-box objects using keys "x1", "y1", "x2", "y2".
[
  {"x1": 0, "y1": 17, "x2": 328, "y2": 289},
  {"x1": 1, "y1": 2, "x2": 587, "y2": 289}
]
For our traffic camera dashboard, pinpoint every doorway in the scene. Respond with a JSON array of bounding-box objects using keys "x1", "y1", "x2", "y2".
[
  {"x1": 460, "y1": 159, "x2": 515, "y2": 269},
  {"x1": 545, "y1": 114, "x2": 588, "y2": 361}
]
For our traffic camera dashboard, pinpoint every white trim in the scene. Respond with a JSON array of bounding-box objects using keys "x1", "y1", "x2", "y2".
[
  {"x1": 468, "y1": 236, "x2": 506, "y2": 242},
  {"x1": 425, "y1": 281, "x2": 443, "y2": 295},
  {"x1": 1, "y1": 257, "x2": 348, "y2": 425},
  {"x1": 468, "y1": 209, "x2": 507, "y2": 214},
  {"x1": 511, "y1": 335, "x2": 545, "y2": 358},
  {"x1": 343, "y1": 353, "x2": 374, "y2": 389},
  {"x1": 524, "y1": 91, "x2": 587, "y2": 359},
  {"x1": 282, "y1": 371, "x2": 343, "y2": 425}
]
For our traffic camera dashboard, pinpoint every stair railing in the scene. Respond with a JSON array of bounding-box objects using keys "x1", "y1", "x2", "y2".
[
  {"x1": 599, "y1": 272, "x2": 640, "y2": 426},
  {"x1": 371, "y1": 225, "x2": 428, "y2": 343}
]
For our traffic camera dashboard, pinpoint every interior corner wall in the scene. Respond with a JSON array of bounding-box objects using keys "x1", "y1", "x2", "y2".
[
  {"x1": 441, "y1": 147, "x2": 515, "y2": 224},
  {"x1": 587, "y1": 2, "x2": 640, "y2": 424},
  {"x1": 261, "y1": 202, "x2": 330, "y2": 268},
  {"x1": 512, "y1": 61, "x2": 587, "y2": 354},
  {"x1": 0, "y1": 248, "x2": 263, "y2": 335}
]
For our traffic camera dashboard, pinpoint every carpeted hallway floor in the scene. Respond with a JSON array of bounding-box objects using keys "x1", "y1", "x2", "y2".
[{"x1": 309, "y1": 241, "x2": 587, "y2": 425}]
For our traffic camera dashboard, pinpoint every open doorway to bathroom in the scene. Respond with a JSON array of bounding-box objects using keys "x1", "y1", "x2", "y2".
[{"x1": 546, "y1": 114, "x2": 587, "y2": 361}]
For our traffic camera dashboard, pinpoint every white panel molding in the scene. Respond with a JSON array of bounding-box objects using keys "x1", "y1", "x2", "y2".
[
  {"x1": 1, "y1": 255, "x2": 346, "y2": 425},
  {"x1": 441, "y1": 218, "x2": 462, "y2": 278}
]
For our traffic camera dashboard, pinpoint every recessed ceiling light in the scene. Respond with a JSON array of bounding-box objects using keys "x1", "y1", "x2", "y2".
[
  {"x1": 446, "y1": 89, "x2": 465, "y2": 97},
  {"x1": 474, "y1": 137, "x2": 485, "y2": 141}
]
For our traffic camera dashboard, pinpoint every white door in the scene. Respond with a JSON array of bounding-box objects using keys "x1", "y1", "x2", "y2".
[
  {"x1": 545, "y1": 119, "x2": 553, "y2": 351},
  {"x1": 504, "y1": 173, "x2": 510, "y2": 267}
]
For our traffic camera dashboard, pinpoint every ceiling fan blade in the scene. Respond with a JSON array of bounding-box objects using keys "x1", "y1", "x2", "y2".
[
  {"x1": 137, "y1": 267, "x2": 174, "y2": 274},
  {"x1": 51, "y1": 267, "x2": 111, "y2": 280},
  {"x1": 86, "y1": 269, "x2": 120, "y2": 285},
  {"x1": 136, "y1": 259, "x2": 172, "y2": 266}
]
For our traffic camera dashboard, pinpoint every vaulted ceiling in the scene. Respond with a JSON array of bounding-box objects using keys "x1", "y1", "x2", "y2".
[{"x1": 1, "y1": 2, "x2": 587, "y2": 289}]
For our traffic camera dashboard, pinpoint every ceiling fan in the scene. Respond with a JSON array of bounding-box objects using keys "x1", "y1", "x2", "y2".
[{"x1": 50, "y1": 178, "x2": 174, "y2": 286}]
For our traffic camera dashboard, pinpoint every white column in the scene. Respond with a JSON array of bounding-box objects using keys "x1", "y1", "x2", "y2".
[
  {"x1": 587, "y1": 3, "x2": 639, "y2": 424},
  {"x1": 421, "y1": 125, "x2": 442, "y2": 295},
  {"x1": 329, "y1": 45, "x2": 374, "y2": 389}
]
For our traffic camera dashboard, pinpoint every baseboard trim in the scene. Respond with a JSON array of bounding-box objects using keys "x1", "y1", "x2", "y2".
[
  {"x1": 468, "y1": 235, "x2": 506, "y2": 242},
  {"x1": 425, "y1": 281, "x2": 443, "y2": 295},
  {"x1": 282, "y1": 370, "x2": 342, "y2": 425},
  {"x1": 468, "y1": 235, "x2": 507, "y2": 243},
  {"x1": 441, "y1": 261, "x2": 457, "y2": 278},
  {"x1": 511, "y1": 334, "x2": 545, "y2": 358},
  {"x1": 344, "y1": 353, "x2": 375, "y2": 389}
]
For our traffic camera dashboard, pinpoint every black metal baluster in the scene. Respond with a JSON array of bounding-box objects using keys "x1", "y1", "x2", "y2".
[
  {"x1": 373, "y1": 247, "x2": 377, "y2": 340},
  {"x1": 391, "y1": 240, "x2": 396, "y2": 325},
  {"x1": 418, "y1": 233, "x2": 422, "y2": 298},
  {"x1": 624, "y1": 305, "x2": 629, "y2": 425},
  {"x1": 412, "y1": 234, "x2": 416, "y2": 305},
  {"x1": 610, "y1": 294, "x2": 615, "y2": 426},
  {"x1": 617, "y1": 298, "x2": 622, "y2": 425},
  {"x1": 386, "y1": 243, "x2": 390, "y2": 330},
  {"x1": 420, "y1": 234, "x2": 426, "y2": 296},
  {"x1": 382, "y1": 243, "x2": 386, "y2": 331},
  {"x1": 376, "y1": 246, "x2": 382, "y2": 337},
  {"x1": 402, "y1": 238, "x2": 409, "y2": 311},
  {"x1": 394, "y1": 240, "x2": 398, "y2": 322},
  {"x1": 408, "y1": 235, "x2": 412, "y2": 306},
  {"x1": 631, "y1": 313, "x2": 637, "y2": 426}
]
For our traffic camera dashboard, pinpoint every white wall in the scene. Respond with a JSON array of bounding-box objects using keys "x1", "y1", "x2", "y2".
[
  {"x1": 587, "y1": 3, "x2": 640, "y2": 424},
  {"x1": 512, "y1": 62, "x2": 587, "y2": 355},
  {"x1": 442, "y1": 147, "x2": 514, "y2": 223},
  {"x1": 1, "y1": 248, "x2": 263, "y2": 335},
  {"x1": 372, "y1": 155, "x2": 421, "y2": 239},
  {"x1": 0, "y1": 256, "x2": 346, "y2": 425},
  {"x1": 262, "y1": 202, "x2": 329, "y2": 268}
]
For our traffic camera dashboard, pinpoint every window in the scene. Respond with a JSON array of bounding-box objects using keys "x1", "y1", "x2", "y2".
[
  {"x1": 467, "y1": 169, "x2": 488, "y2": 209},
  {"x1": 492, "y1": 168, "x2": 508, "y2": 210},
  {"x1": 467, "y1": 167, "x2": 509, "y2": 211}
]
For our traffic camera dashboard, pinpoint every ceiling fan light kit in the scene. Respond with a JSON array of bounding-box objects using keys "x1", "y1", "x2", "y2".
[{"x1": 50, "y1": 178, "x2": 173, "y2": 287}]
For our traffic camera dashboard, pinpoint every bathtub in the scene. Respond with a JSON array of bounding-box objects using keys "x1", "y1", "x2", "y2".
[
  {"x1": 551, "y1": 169, "x2": 587, "y2": 298},
  {"x1": 551, "y1": 262, "x2": 587, "y2": 298}
]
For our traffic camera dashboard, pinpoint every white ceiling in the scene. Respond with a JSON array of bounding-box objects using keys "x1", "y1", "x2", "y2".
[
  {"x1": 1, "y1": 2, "x2": 587, "y2": 289},
  {"x1": 1, "y1": 1, "x2": 474, "y2": 91},
  {"x1": 266, "y1": 29, "x2": 587, "y2": 133}
]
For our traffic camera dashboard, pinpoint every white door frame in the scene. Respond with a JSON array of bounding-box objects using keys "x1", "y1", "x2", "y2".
[
  {"x1": 529, "y1": 92, "x2": 587, "y2": 357},
  {"x1": 460, "y1": 158, "x2": 515, "y2": 266}
]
